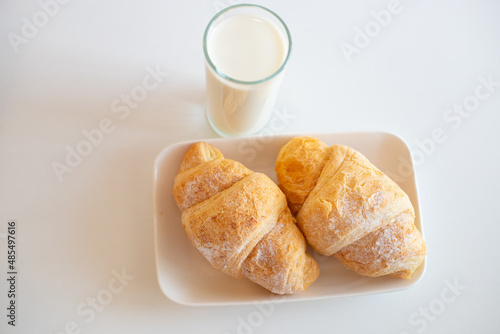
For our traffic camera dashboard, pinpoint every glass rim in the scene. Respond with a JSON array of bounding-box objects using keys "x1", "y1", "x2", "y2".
[{"x1": 203, "y1": 4, "x2": 292, "y2": 86}]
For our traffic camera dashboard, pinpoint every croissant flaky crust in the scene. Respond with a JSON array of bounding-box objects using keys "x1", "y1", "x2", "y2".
[
  {"x1": 173, "y1": 142, "x2": 320, "y2": 294},
  {"x1": 276, "y1": 137, "x2": 426, "y2": 279}
]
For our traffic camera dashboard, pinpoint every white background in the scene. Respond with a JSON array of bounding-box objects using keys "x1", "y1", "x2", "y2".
[{"x1": 1, "y1": 0, "x2": 499, "y2": 333}]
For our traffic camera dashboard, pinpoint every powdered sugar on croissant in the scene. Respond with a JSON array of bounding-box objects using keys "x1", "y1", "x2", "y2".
[
  {"x1": 173, "y1": 142, "x2": 319, "y2": 294},
  {"x1": 275, "y1": 137, "x2": 426, "y2": 279}
]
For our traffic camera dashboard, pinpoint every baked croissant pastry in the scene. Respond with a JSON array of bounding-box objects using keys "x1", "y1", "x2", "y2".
[
  {"x1": 173, "y1": 142, "x2": 320, "y2": 294},
  {"x1": 275, "y1": 137, "x2": 426, "y2": 279}
]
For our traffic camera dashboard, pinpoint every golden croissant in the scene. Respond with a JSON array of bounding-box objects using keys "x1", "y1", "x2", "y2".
[
  {"x1": 275, "y1": 137, "x2": 426, "y2": 279},
  {"x1": 173, "y1": 142, "x2": 320, "y2": 294}
]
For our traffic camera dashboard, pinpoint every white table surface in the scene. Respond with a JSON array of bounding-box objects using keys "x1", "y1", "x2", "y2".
[{"x1": 1, "y1": 0, "x2": 499, "y2": 333}]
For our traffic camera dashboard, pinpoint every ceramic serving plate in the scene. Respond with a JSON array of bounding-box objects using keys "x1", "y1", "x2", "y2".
[{"x1": 153, "y1": 132, "x2": 426, "y2": 306}]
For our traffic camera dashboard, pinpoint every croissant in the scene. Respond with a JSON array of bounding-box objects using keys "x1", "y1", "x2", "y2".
[
  {"x1": 172, "y1": 142, "x2": 320, "y2": 294},
  {"x1": 275, "y1": 137, "x2": 426, "y2": 279}
]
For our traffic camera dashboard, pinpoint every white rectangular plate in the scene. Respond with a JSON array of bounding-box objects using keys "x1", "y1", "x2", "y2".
[{"x1": 153, "y1": 132, "x2": 425, "y2": 306}]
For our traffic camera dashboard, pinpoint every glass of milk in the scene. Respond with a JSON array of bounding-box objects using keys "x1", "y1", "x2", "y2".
[{"x1": 203, "y1": 4, "x2": 291, "y2": 137}]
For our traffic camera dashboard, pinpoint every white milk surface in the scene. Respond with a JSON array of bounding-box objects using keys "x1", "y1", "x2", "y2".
[
  {"x1": 208, "y1": 14, "x2": 285, "y2": 81},
  {"x1": 205, "y1": 13, "x2": 288, "y2": 136}
]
